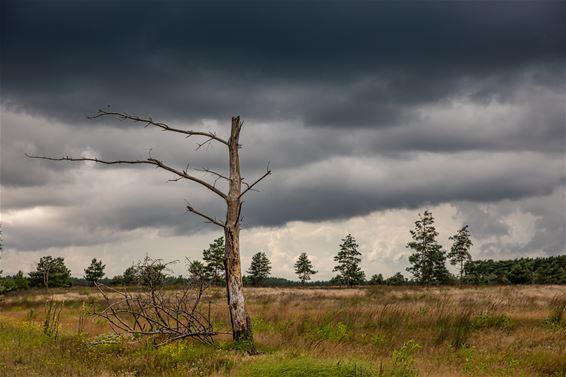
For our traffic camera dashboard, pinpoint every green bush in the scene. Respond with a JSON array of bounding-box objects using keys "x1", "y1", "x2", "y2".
[
  {"x1": 471, "y1": 313, "x2": 513, "y2": 331},
  {"x1": 314, "y1": 321, "x2": 352, "y2": 341},
  {"x1": 390, "y1": 339, "x2": 421, "y2": 377}
]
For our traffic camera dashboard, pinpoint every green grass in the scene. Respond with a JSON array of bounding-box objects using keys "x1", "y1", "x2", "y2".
[
  {"x1": 0, "y1": 320, "x2": 236, "y2": 377},
  {"x1": 238, "y1": 356, "x2": 376, "y2": 377}
]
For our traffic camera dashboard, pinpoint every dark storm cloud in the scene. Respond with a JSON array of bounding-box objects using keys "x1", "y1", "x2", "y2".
[
  {"x1": 1, "y1": 0, "x2": 564, "y2": 126},
  {"x1": 243, "y1": 153, "x2": 565, "y2": 227},
  {"x1": 5, "y1": 149, "x2": 562, "y2": 252},
  {"x1": 1, "y1": 1, "x2": 565, "y2": 257}
]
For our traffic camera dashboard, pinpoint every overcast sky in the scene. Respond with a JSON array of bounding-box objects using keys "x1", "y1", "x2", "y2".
[{"x1": 1, "y1": 1, "x2": 565, "y2": 280}]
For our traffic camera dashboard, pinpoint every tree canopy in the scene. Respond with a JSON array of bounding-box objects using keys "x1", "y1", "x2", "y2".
[
  {"x1": 188, "y1": 260, "x2": 207, "y2": 283},
  {"x1": 447, "y1": 225, "x2": 473, "y2": 283},
  {"x1": 28, "y1": 256, "x2": 72, "y2": 288},
  {"x1": 84, "y1": 258, "x2": 106, "y2": 285},
  {"x1": 333, "y1": 234, "x2": 366, "y2": 286},
  {"x1": 294, "y1": 252, "x2": 317, "y2": 284},
  {"x1": 247, "y1": 252, "x2": 272, "y2": 286},
  {"x1": 202, "y1": 237, "x2": 225, "y2": 285},
  {"x1": 406, "y1": 211, "x2": 450, "y2": 285}
]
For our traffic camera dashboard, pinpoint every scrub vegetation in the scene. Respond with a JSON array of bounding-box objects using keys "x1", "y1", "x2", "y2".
[{"x1": 1, "y1": 285, "x2": 565, "y2": 376}]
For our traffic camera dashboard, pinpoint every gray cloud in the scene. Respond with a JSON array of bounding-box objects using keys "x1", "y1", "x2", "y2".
[
  {"x1": 2, "y1": 1, "x2": 564, "y2": 125},
  {"x1": 1, "y1": 1, "x2": 564, "y2": 265},
  {"x1": 456, "y1": 187, "x2": 566, "y2": 258}
]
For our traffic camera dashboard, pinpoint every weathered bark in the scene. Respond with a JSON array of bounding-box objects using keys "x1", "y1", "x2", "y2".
[{"x1": 223, "y1": 117, "x2": 255, "y2": 349}]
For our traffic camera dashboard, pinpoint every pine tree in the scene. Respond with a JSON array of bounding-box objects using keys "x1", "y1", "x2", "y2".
[
  {"x1": 507, "y1": 261, "x2": 533, "y2": 284},
  {"x1": 406, "y1": 211, "x2": 450, "y2": 285},
  {"x1": 333, "y1": 234, "x2": 366, "y2": 286},
  {"x1": 385, "y1": 272, "x2": 407, "y2": 286},
  {"x1": 13, "y1": 271, "x2": 29, "y2": 290},
  {"x1": 84, "y1": 258, "x2": 106, "y2": 285},
  {"x1": 122, "y1": 266, "x2": 138, "y2": 285},
  {"x1": 247, "y1": 252, "x2": 271, "y2": 286},
  {"x1": 294, "y1": 252, "x2": 317, "y2": 284},
  {"x1": 447, "y1": 225, "x2": 473, "y2": 283},
  {"x1": 28, "y1": 256, "x2": 72, "y2": 288},
  {"x1": 188, "y1": 260, "x2": 207, "y2": 283},
  {"x1": 202, "y1": 237, "x2": 225, "y2": 285},
  {"x1": 369, "y1": 273, "x2": 384, "y2": 285}
]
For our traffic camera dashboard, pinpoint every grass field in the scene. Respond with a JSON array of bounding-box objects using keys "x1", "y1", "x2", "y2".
[{"x1": 1, "y1": 285, "x2": 565, "y2": 376}]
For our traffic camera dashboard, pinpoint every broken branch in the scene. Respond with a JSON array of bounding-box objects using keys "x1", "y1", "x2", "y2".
[
  {"x1": 186, "y1": 204, "x2": 225, "y2": 228},
  {"x1": 89, "y1": 110, "x2": 229, "y2": 146},
  {"x1": 240, "y1": 163, "x2": 272, "y2": 197},
  {"x1": 25, "y1": 154, "x2": 227, "y2": 200}
]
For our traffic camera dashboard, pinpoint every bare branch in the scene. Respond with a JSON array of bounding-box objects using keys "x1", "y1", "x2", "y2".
[
  {"x1": 240, "y1": 162, "x2": 272, "y2": 198},
  {"x1": 25, "y1": 154, "x2": 227, "y2": 199},
  {"x1": 196, "y1": 167, "x2": 230, "y2": 182},
  {"x1": 186, "y1": 204, "x2": 225, "y2": 228},
  {"x1": 194, "y1": 136, "x2": 215, "y2": 151},
  {"x1": 147, "y1": 158, "x2": 227, "y2": 199},
  {"x1": 89, "y1": 110, "x2": 229, "y2": 146},
  {"x1": 92, "y1": 276, "x2": 221, "y2": 347}
]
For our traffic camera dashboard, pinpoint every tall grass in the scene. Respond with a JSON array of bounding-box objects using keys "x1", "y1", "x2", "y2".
[
  {"x1": 544, "y1": 294, "x2": 566, "y2": 329},
  {"x1": 0, "y1": 284, "x2": 565, "y2": 376}
]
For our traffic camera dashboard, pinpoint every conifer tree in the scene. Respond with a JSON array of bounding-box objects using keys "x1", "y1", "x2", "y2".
[
  {"x1": 188, "y1": 260, "x2": 207, "y2": 283},
  {"x1": 294, "y1": 252, "x2": 317, "y2": 284},
  {"x1": 385, "y1": 272, "x2": 407, "y2": 286},
  {"x1": 369, "y1": 273, "x2": 384, "y2": 285},
  {"x1": 447, "y1": 225, "x2": 473, "y2": 283},
  {"x1": 247, "y1": 252, "x2": 271, "y2": 286},
  {"x1": 202, "y1": 237, "x2": 225, "y2": 285},
  {"x1": 406, "y1": 211, "x2": 450, "y2": 285},
  {"x1": 122, "y1": 266, "x2": 138, "y2": 285},
  {"x1": 29, "y1": 256, "x2": 72, "y2": 288},
  {"x1": 84, "y1": 258, "x2": 106, "y2": 285},
  {"x1": 333, "y1": 234, "x2": 366, "y2": 286}
]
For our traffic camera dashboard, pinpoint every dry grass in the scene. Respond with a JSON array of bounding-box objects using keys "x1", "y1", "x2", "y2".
[{"x1": 1, "y1": 285, "x2": 565, "y2": 376}]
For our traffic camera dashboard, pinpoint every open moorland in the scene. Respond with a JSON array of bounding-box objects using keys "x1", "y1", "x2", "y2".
[{"x1": 1, "y1": 285, "x2": 565, "y2": 377}]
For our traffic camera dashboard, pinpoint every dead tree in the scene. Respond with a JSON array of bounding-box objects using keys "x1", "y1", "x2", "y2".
[
  {"x1": 93, "y1": 258, "x2": 219, "y2": 347},
  {"x1": 27, "y1": 111, "x2": 270, "y2": 351}
]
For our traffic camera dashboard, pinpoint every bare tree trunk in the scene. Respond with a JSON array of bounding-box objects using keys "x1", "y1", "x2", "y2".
[
  {"x1": 43, "y1": 270, "x2": 49, "y2": 290},
  {"x1": 224, "y1": 116, "x2": 255, "y2": 349}
]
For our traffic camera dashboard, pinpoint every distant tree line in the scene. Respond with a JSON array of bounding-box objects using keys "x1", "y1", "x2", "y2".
[
  {"x1": 2, "y1": 254, "x2": 565, "y2": 293},
  {"x1": 1, "y1": 211, "x2": 565, "y2": 293},
  {"x1": 464, "y1": 256, "x2": 566, "y2": 285}
]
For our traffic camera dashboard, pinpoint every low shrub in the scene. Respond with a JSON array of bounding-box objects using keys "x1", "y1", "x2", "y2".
[{"x1": 471, "y1": 313, "x2": 513, "y2": 331}]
